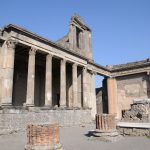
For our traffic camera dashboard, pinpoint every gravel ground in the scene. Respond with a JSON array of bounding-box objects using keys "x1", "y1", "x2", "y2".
[{"x1": 0, "y1": 125, "x2": 150, "y2": 150}]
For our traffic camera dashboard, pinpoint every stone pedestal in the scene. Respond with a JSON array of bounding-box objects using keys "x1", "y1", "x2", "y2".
[{"x1": 25, "y1": 123, "x2": 62, "y2": 150}]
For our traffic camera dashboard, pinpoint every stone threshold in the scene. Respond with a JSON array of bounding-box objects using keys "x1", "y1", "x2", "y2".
[{"x1": 117, "y1": 122, "x2": 150, "y2": 129}]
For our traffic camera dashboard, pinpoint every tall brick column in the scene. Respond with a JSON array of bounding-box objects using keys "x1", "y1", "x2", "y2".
[
  {"x1": 107, "y1": 77, "x2": 118, "y2": 117},
  {"x1": 82, "y1": 67, "x2": 89, "y2": 108},
  {"x1": 26, "y1": 47, "x2": 36, "y2": 107},
  {"x1": 72, "y1": 63, "x2": 78, "y2": 108},
  {"x1": 1, "y1": 39, "x2": 17, "y2": 106},
  {"x1": 45, "y1": 54, "x2": 53, "y2": 107},
  {"x1": 60, "y1": 58, "x2": 66, "y2": 107}
]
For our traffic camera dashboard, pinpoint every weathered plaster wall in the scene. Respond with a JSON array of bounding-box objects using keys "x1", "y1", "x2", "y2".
[{"x1": 116, "y1": 73, "x2": 150, "y2": 119}]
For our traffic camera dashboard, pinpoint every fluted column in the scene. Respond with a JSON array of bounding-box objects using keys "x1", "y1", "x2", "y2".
[
  {"x1": 26, "y1": 47, "x2": 36, "y2": 107},
  {"x1": 45, "y1": 54, "x2": 53, "y2": 107},
  {"x1": 1, "y1": 39, "x2": 17, "y2": 106},
  {"x1": 82, "y1": 67, "x2": 88, "y2": 108},
  {"x1": 72, "y1": 63, "x2": 78, "y2": 108},
  {"x1": 107, "y1": 77, "x2": 118, "y2": 117},
  {"x1": 60, "y1": 59, "x2": 66, "y2": 107}
]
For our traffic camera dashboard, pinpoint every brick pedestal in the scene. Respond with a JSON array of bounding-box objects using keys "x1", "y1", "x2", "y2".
[
  {"x1": 25, "y1": 123, "x2": 62, "y2": 150},
  {"x1": 96, "y1": 114, "x2": 116, "y2": 131}
]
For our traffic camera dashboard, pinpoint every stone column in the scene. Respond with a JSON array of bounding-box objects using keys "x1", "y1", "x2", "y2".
[
  {"x1": 107, "y1": 77, "x2": 118, "y2": 117},
  {"x1": 0, "y1": 45, "x2": 2, "y2": 105},
  {"x1": 1, "y1": 39, "x2": 17, "y2": 106},
  {"x1": 45, "y1": 54, "x2": 53, "y2": 107},
  {"x1": 26, "y1": 47, "x2": 36, "y2": 107},
  {"x1": 60, "y1": 59, "x2": 66, "y2": 107},
  {"x1": 91, "y1": 72, "x2": 97, "y2": 118},
  {"x1": 82, "y1": 67, "x2": 89, "y2": 108},
  {"x1": 72, "y1": 63, "x2": 78, "y2": 108}
]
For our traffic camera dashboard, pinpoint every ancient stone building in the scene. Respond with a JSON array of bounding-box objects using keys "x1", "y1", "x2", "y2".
[{"x1": 0, "y1": 15, "x2": 150, "y2": 131}]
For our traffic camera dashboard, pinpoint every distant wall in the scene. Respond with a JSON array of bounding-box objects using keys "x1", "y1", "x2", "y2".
[{"x1": 116, "y1": 73, "x2": 150, "y2": 119}]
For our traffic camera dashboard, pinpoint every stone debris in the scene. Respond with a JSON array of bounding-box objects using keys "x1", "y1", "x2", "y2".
[{"x1": 122, "y1": 99, "x2": 150, "y2": 122}]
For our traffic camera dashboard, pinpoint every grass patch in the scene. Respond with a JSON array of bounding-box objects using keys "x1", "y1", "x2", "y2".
[{"x1": 147, "y1": 136, "x2": 150, "y2": 139}]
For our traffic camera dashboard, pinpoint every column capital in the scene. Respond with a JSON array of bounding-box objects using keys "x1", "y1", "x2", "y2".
[
  {"x1": 6, "y1": 39, "x2": 17, "y2": 49},
  {"x1": 46, "y1": 53, "x2": 53, "y2": 58},
  {"x1": 61, "y1": 58, "x2": 66, "y2": 63},
  {"x1": 89, "y1": 70, "x2": 97, "y2": 75},
  {"x1": 73, "y1": 63, "x2": 78, "y2": 68},
  {"x1": 82, "y1": 66, "x2": 87, "y2": 72},
  {"x1": 29, "y1": 47, "x2": 37, "y2": 55}
]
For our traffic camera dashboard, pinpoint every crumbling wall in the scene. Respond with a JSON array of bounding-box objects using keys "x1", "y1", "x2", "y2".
[
  {"x1": 116, "y1": 73, "x2": 150, "y2": 119},
  {"x1": 122, "y1": 100, "x2": 150, "y2": 122}
]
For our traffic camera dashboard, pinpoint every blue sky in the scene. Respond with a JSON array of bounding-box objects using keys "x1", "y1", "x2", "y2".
[{"x1": 1, "y1": 0, "x2": 150, "y2": 87}]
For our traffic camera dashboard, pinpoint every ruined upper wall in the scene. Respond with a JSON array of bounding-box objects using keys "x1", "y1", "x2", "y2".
[
  {"x1": 106, "y1": 58, "x2": 150, "y2": 71},
  {"x1": 57, "y1": 15, "x2": 93, "y2": 61},
  {"x1": 106, "y1": 58, "x2": 150, "y2": 77},
  {"x1": 116, "y1": 73, "x2": 150, "y2": 119}
]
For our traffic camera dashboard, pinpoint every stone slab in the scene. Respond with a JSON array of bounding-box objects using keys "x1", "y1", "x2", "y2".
[{"x1": 117, "y1": 122, "x2": 150, "y2": 129}]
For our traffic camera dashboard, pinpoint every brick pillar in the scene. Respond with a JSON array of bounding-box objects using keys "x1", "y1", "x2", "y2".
[
  {"x1": 45, "y1": 54, "x2": 53, "y2": 107},
  {"x1": 1, "y1": 39, "x2": 17, "y2": 106},
  {"x1": 96, "y1": 114, "x2": 116, "y2": 131},
  {"x1": 72, "y1": 63, "x2": 78, "y2": 108},
  {"x1": 107, "y1": 77, "x2": 118, "y2": 117},
  {"x1": 82, "y1": 67, "x2": 89, "y2": 108},
  {"x1": 25, "y1": 123, "x2": 62, "y2": 150},
  {"x1": 26, "y1": 47, "x2": 36, "y2": 107},
  {"x1": 60, "y1": 59, "x2": 66, "y2": 107}
]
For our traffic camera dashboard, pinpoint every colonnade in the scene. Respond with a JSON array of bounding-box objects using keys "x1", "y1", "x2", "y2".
[{"x1": 0, "y1": 39, "x2": 95, "y2": 109}]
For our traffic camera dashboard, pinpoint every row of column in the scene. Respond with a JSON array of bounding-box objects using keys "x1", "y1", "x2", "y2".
[{"x1": 0, "y1": 39, "x2": 89, "y2": 108}]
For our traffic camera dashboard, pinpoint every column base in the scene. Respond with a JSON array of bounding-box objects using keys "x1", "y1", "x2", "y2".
[
  {"x1": 41, "y1": 105, "x2": 53, "y2": 110},
  {"x1": 59, "y1": 105, "x2": 67, "y2": 110},
  {"x1": 25, "y1": 104, "x2": 34, "y2": 107},
  {"x1": 82, "y1": 107, "x2": 91, "y2": 110},
  {"x1": 1, "y1": 103, "x2": 13, "y2": 109}
]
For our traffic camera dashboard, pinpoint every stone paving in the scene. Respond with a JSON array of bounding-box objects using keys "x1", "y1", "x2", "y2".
[{"x1": 0, "y1": 125, "x2": 150, "y2": 150}]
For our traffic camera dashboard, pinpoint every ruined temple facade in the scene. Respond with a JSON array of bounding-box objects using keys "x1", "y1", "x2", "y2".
[{"x1": 0, "y1": 15, "x2": 150, "y2": 130}]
